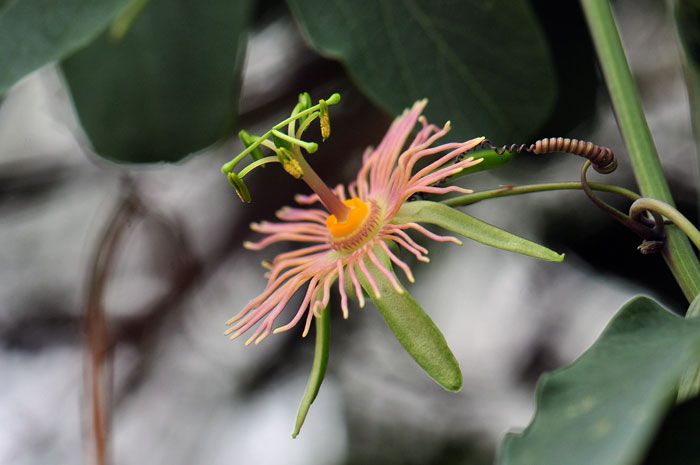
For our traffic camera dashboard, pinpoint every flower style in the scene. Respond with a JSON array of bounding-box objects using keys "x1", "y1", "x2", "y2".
[{"x1": 224, "y1": 99, "x2": 484, "y2": 345}]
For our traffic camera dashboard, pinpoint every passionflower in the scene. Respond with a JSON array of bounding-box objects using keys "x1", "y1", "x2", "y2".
[
  {"x1": 224, "y1": 97, "x2": 485, "y2": 345},
  {"x1": 222, "y1": 94, "x2": 563, "y2": 382},
  {"x1": 221, "y1": 93, "x2": 564, "y2": 436}
]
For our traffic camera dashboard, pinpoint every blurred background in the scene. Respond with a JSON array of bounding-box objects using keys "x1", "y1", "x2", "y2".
[{"x1": 0, "y1": 0, "x2": 697, "y2": 464}]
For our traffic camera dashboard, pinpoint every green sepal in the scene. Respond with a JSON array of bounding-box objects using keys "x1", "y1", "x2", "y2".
[
  {"x1": 498, "y1": 296, "x2": 700, "y2": 465},
  {"x1": 292, "y1": 304, "x2": 330, "y2": 438},
  {"x1": 357, "y1": 245, "x2": 462, "y2": 391},
  {"x1": 395, "y1": 201, "x2": 564, "y2": 262}
]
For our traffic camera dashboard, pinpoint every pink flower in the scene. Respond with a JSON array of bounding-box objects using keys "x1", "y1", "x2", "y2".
[{"x1": 225, "y1": 100, "x2": 484, "y2": 345}]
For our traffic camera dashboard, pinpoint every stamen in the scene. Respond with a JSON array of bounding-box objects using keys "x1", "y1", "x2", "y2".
[
  {"x1": 319, "y1": 99, "x2": 331, "y2": 141},
  {"x1": 228, "y1": 172, "x2": 251, "y2": 203},
  {"x1": 278, "y1": 148, "x2": 304, "y2": 179}
]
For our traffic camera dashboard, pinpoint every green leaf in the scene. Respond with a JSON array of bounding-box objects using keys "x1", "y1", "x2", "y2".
[
  {"x1": 0, "y1": 0, "x2": 131, "y2": 95},
  {"x1": 677, "y1": 291, "x2": 700, "y2": 401},
  {"x1": 287, "y1": 0, "x2": 557, "y2": 143},
  {"x1": 394, "y1": 200, "x2": 564, "y2": 262},
  {"x1": 61, "y1": 0, "x2": 252, "y2": 163},
  {"x1": 498, "y1": 296, "x2": 700, "y2": 465},
  {"x1": 293, "y1": 304, "x2": 330, "y2": 438},
  {"x1": 357, "y1": 245, "x2": 462, "y2": 391}
]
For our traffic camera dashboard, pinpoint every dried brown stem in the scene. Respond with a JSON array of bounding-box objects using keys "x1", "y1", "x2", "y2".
[{"x1": 83, "y1": 183, "x2": 141, "y2": 465}]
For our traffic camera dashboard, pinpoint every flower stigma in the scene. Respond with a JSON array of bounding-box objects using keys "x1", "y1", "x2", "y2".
[{"x1": 326, "y1": 198, "x2": 382, "y2": 254}]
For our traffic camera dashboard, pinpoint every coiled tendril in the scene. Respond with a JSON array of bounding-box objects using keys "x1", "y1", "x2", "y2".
[{"x1": 471, "y1": 137, "x2": 617, "y2": 174}]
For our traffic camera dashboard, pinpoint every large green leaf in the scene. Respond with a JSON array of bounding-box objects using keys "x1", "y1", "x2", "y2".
[
  {"x1": 394, "y1": 200, "x2": 564, "y2": 262},
  {"x1": 61, "y1": 0, "x2": 252, "y2": 163},
  {"x1": 358, "y1": 245, "x2": 462, "y2": 391},
  {"x1": 0, "y1": 0, "x2": 131, "y2": 95},
  {"x1": 498, "y1": 296, "x2": 700, "y2": 465},
  {"x1": 287, "y1": 0, "x2": 557, "y2": 143}
]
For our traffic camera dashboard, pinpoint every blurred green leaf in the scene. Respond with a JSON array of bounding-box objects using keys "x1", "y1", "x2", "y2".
[
  {"x1": 61, "y1": 0, "x2": 253, "y2": 163},
  {"x1": 530, "y1": 1, "x2": 599, "y2": 135},
  {"x1": 0, "y1": 0, "x2": 131, "y2": 95},
  {"x1": 678, "y1": 291, "x2": 700, "y2": 400},
  {"x1": 359, "y1": 245, "x2": 462, "y2": 391},
  {"x1": 395, "y1": 200, "x2": 564, "y2": 262},
  {"x1": 499, "y1": 296, "x2": 700, "y2": 465},
  {"x1": 287, "y1": 0, "x2": 557, "y2": 143},
  {"x1": 672, "y1": 0, "x2": 700, "y2": 192}
]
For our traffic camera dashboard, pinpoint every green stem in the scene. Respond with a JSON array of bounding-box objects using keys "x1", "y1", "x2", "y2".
[
  {"x1": 581, "y1": 0, "x2": 700, "y2": 301},
  {"x1": 630, "y1": 198, "x2": 700, "y2": 251},
  {"x1": 293, "y1": 306, "x2": 330, "y2": 438},
  {"x1": 442, "y1": 181, "x2": 640, "y2": 208}
]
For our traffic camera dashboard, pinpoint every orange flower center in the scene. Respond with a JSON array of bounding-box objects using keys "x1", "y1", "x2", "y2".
[{"x1": 326, "y1": 198, "x2": 382, "y2": 253}]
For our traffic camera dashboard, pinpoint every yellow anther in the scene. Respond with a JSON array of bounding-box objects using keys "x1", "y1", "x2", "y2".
[
  {"x1": 228, "y1": 172, "x2": 251, "y2": 203},
  {"x1": 282, "y1": 158, "x2": 303, "y2": 179},
  {"x1": 319, "y1": 99, "x2": 330, "y2": 141},
  {"x1": 326, "y1": 198, "x2": 369, "y2": 238}
]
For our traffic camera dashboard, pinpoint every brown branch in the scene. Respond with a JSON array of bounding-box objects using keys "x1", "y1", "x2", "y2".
[{"x1": 83, "y1": 182, "x2": 141, "y2": 465}]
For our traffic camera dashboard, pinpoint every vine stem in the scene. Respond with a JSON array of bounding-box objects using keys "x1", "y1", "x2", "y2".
[
  {"x1": 630, "y1": 198, "x2": 700, "y2": 251},
  {"x1": 581, "y1": 0, "x2": 700, "y2": 301},
  {"x1": 442, "y1": 181, "x2": 640, "y2": 208},
  {"x1": 83, "y1": 185, "x2": 141, "y2": 465}
]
